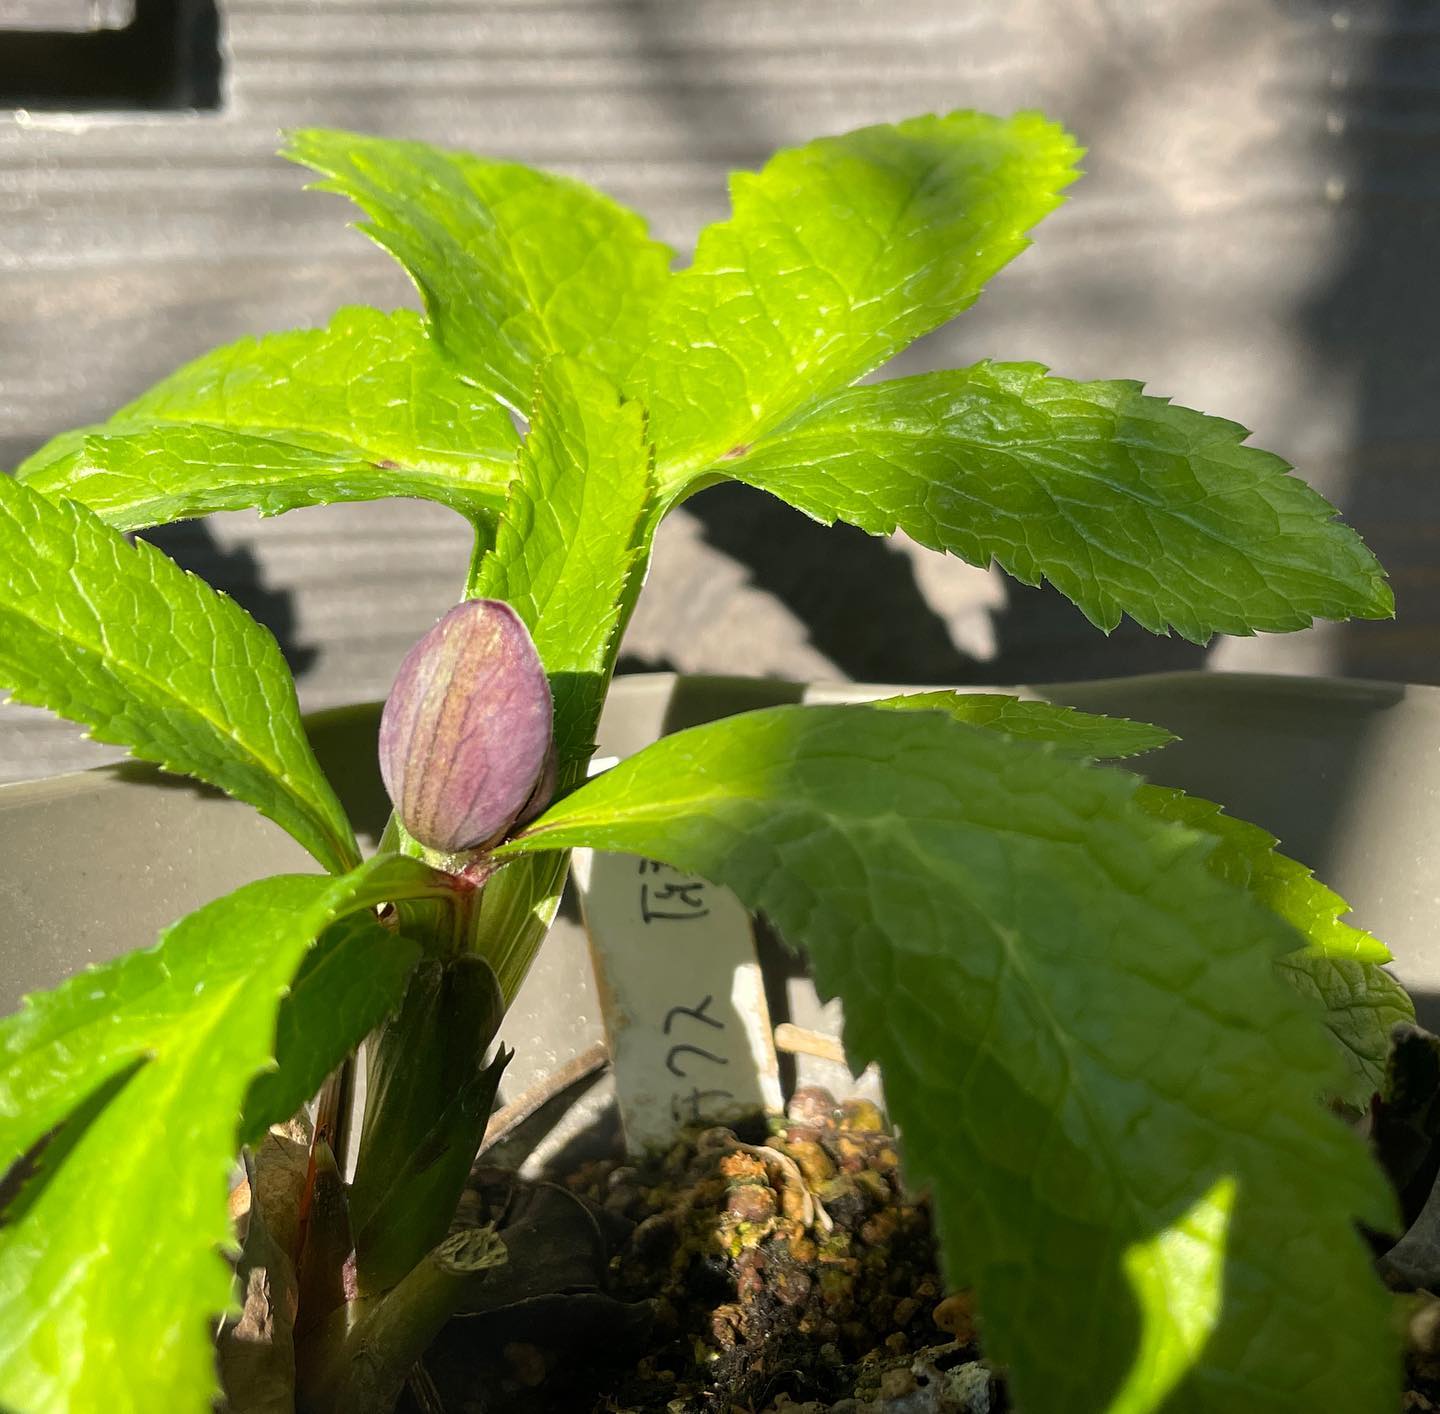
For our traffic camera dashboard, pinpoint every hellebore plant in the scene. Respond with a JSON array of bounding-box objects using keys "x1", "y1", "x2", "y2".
[{"x1": 0, "y1": 110, "x2": 1416, "y2": 1414}]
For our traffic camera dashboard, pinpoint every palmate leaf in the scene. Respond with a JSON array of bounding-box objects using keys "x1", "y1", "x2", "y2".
[
  {"x1": 0, "y1": 855, "x2": 454, "y2": 1414},
  {"x1": 501, "y1": 704, "x2": 1396, "y2": 1413},
  {"x1": 473, "y1": 357, "x2": 653, "y2": 777},
  {"x1": 869, "y1": 690, "x2": 1176, "y2": 759},
  {"x1": 1136, "y1": 784, "x2": 1412, "y2": 1101},
  {"x1": 729, "y1": 362, "x2": 1392, "y2": 640},
  {"x1": 0, "y1": 473, "x2": 358, "y2": 873},
  {"x1": 282, "y1": 130, "x2": 674, "y2": 409},
  {"x1": 14, "y1": 307, "x2": 518, "y2": 531},
  {"x1": 635, "y1": 112, "x2": 1082, "y2": 488}
]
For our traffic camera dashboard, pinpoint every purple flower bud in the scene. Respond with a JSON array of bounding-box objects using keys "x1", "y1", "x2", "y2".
[
  {"x1": 513, "y1": 738, "x2": 558, "y2": 829},
  {"x1": 379, "y1": 599, "x2": 553, "y2": 853}
]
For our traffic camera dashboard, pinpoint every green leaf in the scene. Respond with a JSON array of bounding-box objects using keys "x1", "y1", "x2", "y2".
[
  {"x1": 0, "y1": 854, "x2": 452, "y2": 1414},
  {"x1": 239, "y1": 913, "x2": 423, "y2": 1148},
  {"x1": 15, "y1": 307, "x2": 518, "y2": 531},
  {"x1": 1133, "y1": 786, "x2": 1390, "y2": 966},
  {"x1": 348, "y1": 955, "x2": 506, "y2": 1293},
  {"x1": 635, "y1": 111, "x2": 1082, "y2": 488},
  {"x1": 283, "y1": 130, "x2": 673, "y2": 408},
  {"x1": 1275, "y1": 954, "x2": 1414, "y2": 1104},
  {"x1": 862, "y1": 692, "x2": 1409, "y2": 1098},
  {"x1": 729, "y1": 362, "x2": 1392, "y2": 640},
  {"x1": 1136, "y1": 783, "x2": 1410, "y2": 1101},
  {"x1": 869, "y1": 693, "x2": 1409, "y2": 1097},
  {"x1": 502, "y1": 704, "x2": 1395, "y2": 1413},
  {"x1": 472, "y1": 846, "x2": 572, "y2": 1008},
  {"x1": 0, "y1": 472, "x2": 359, "y2": 873},
  {"x1": 473, "y1": 357, "x2": 653, "y2": 777},
  {"x1": 869, "y1": 690, "x2": 1175, "y2": 759}
]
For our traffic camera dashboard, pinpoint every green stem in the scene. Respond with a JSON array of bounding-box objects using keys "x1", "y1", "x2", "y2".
[
  {"x1": 348, "y1": 955, "x2": 507, "y2": 1295},
  {"x1": 469, "y1": 847, "x2": 571, "y2": 1005},
  {"x1": 298, "y1": 1227, "x2": 506, "y2": 1414}
]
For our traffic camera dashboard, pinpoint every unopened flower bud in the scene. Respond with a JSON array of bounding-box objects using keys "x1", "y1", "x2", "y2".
[
  {"x1": 514, "y1": 738, "x2": 558, "y2": 828},
  {"x1": 378, "y1": 599, "x2": 553, "y2": 853}
]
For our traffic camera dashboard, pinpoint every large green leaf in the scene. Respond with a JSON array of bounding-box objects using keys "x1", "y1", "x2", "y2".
[
  {"x1": 283, "y1": 130, "x2": 674, "y2": 408},
  {"x1": 239, "y1": 912, "x2": 423, "y2": 1148},
  {"x1": 634, "y1": 112, "x2": 1082, "y2": 488},
  {"x1": 1136, "y1": 784, "x2": 1410, "y2": 1101},
  {"x1": 0, "y1": 472, "x2": 358, "y2": 873},
  {"x1": 473, "y1": 357, "x2": 653, "y2": 776},
  {"x1": 501, "y1": 704, "x2": 1395, "y2": 1413},
  {"x1": 729, "y1": 362, "x2": 1392, "y2": 640},
  {"x1": 15, "y1": 307, "x2": 517, "y2": 531},
  {"x1": 870, "y1": 690, "x2": 1175, "y2": 759},
  {"x1": 0, "y1": 855, "x2": 452, "y2": 1414},
  {"x1": 865, "y1": 692, "x2": 1406, "y2": 1097},
  {"x1": 1134, "y1": 786, "x2": 1389, "y2": 966},
  {"x1": 870, "y1": 694, "x2": 1408, "y2": 1101}
]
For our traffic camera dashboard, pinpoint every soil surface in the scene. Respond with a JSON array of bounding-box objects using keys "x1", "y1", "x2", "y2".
[
  {"x1": 405, "y1": 1086, "x2": 996, "y2": 1413},
  {"x1": 399, "y1": 1076, "x2": 1440, "y2": 1412}
]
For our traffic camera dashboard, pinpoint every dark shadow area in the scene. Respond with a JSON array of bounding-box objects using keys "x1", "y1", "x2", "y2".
[
  {"x1": 615, "y1": 650, "x2": 679, "y2": 677},
  {"x1": 0, "y1": 0, "x2": 222, "y2": 111},
  {"x1": 688, "y1": 482, "x2": 1211, "y2": 684},
  {"x1": 304, "y1": 701, "x2": 389, "y2": 840},
  {"x1": 687, "y1": 482, "x2": 974, "y2": 683},
  {"x1": 1416, "y1": 994, "x2": 1440, "y2": 1041},
  {"x1": 618, "y1": 1, "x2": 788, "y2": 176},
  {"x1": 658, "y1": 669, "x2": 803, "y2": 736},
  {"x1": 0, "y1": 437, "x2": 42, "y2": 476},
  {"x1": 106, "y1": 757, "x2": 226, "y2": 796},
  {"x1": 1307, "y1": 0, "x2": 1440, "y2": 687},
  {"x1": 974, "y1": 583, "x2": 1210, "y2": 684},
  {"x1": 139, "y1": 520, "x2": 317, "y2": 679}
]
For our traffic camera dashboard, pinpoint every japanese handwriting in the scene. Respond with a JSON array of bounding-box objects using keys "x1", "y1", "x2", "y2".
[
  {"x1": 626, "y1": 862, "x2": 752, "y2": 1129},
  {"x1": 661, "y1": 986, "x2": 734, "y2": 1118},
  {"x1": 637, "y1": 858, "x2": 711, "y2": 923},
  {"x1": 664, "y1": 995, "x2": 723, "y2": 1034},
  {"x1": 665, "y1": 1042, "x2": 730, "y2": 1078}
]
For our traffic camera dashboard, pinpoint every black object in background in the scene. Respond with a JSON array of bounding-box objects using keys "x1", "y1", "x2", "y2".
[{"x1": 0, "y1": 0, "x2": 221, "y2": 111}]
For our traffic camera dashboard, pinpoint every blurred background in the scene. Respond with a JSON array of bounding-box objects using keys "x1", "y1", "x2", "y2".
[{"x1": 0, "y1": 0, "x2": 1436, "y2": 780}]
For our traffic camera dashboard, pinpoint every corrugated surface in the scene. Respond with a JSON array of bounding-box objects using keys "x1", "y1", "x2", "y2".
[{"x1": 1, "y1": 0, "x2": 1437, "y2": 778}]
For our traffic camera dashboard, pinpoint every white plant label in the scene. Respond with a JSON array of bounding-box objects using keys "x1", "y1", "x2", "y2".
[{"x1": 572, "y1": 848, "x2": 783, "y2": 1153}]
